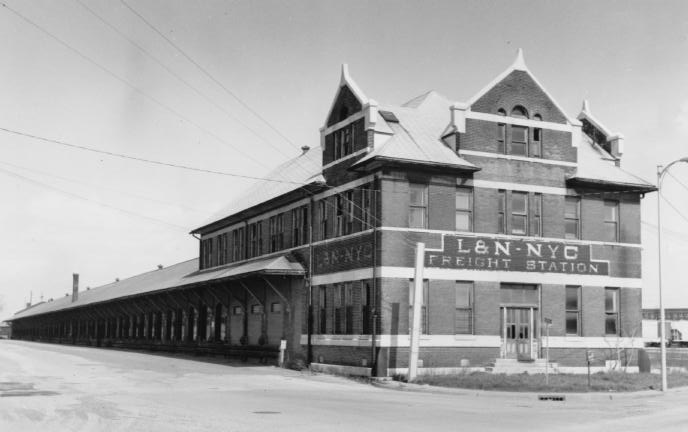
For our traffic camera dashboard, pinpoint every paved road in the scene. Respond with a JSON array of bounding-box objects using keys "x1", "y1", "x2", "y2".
[{"x1": 1, "y1": 340, "x2": 687, "y2": 431}]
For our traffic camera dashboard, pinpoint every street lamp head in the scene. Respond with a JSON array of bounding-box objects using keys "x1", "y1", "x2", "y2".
[{"x1": 680, "y1": 157, "x2": 688, "y2": 163}]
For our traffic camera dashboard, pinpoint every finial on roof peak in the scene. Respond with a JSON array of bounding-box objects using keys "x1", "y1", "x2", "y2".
[
  {"x1": 581, "y1": 99, "x2": 591, "y2": 114},
  {"x1": 340, "y1": 63, "x2": 349, "y2": 83},
  {"x1": 512, "y1": 48, "x2": 527, "y2": 71}
]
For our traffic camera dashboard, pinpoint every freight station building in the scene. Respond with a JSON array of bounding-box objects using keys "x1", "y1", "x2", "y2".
[{"x1": 8, "y1": 51, "x2": 656, "y2": 375}]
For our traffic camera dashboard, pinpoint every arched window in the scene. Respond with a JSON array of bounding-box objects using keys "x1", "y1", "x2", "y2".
[
  {"x1": 510, "y1": 105, "x2": 528, "y2": 118},
  {"x1": 497, "y1": 109, "x2": 506, "y2": 153},
  {"x1": 532, "y1": 114, "x2": 542, "y2": 157}
]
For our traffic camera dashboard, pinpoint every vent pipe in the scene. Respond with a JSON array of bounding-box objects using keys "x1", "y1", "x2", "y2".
[{"x1": 72, "y1": 273, "x2": 79, "y2": 303}]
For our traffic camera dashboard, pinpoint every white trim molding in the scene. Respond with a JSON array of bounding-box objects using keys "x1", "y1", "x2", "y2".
[
  {"x1": 459, "y1": 149, "x2": 578, "y2": 167},
  {"x1": 466, "y1": 110, "x2": 573, "y2": 132},
  {"x1": 301, "y1": 334, "x2": 502, "y2": 348},
  {"x1": 546, "y1": 336, "x2": 644, "y2": 349}
]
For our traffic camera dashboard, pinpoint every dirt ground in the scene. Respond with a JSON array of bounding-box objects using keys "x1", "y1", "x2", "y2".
[{"x1": 1, "y1": 340, "x2": 688, "y2": 431}]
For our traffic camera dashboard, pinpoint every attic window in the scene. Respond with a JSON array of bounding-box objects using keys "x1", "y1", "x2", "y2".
[
  {"x1": 339, "y1": 106, "x2": 349, "y2": 121},
  {"x1": 379, "y1": 110, "x2": 399, "y2": 123},
  {"x1": 511, "y1": 106, "x2": 528, "y2": 119}
]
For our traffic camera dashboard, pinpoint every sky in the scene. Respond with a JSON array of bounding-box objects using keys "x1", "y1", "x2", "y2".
[{"x1": 1, "y1": 0, "x2": 687, "y2": 321}]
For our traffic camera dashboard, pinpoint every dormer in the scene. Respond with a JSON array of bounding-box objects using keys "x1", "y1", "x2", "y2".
[
  {"x1": 577, "y1": 100, "x2": 624, "y2": 164},
  {"x1": 320, "y1": 65, "x2": 383, "y2": 169}
]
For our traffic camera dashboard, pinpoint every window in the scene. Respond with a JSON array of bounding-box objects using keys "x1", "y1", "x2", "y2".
[
  {"x1": 251, "y1": 304, "x2": 263, "y2": 315},
  {"x1": 510, "y1": 106, "x2": 528, "y2": 118},
  {"x1": 361, "y1": 283, "x2": 371, "y2": 334},
  {"x1": 292, "y1": 206, "x2": 309, "y2": 247},
  {"x1": 335, "y1": 194, "x2": 344, "y2": 236},
  {"x1": 455, "y1": 187, "x2": 473, "y2": 231},
  {"x1": 511, "y1": 191, "x2": 528, "y2": 235},
  {"x1": 511, "y1": 125, "x2": 528, "y2": 156},
  {"x1": 232, "y1": 228, "x2": 244, "y2": 262},
  {"x1": 232, "y1": 306, "x2": 243, "y2": 315},
  {"x1": 532, "y1": 114, "x2": 542, "y2": 158},
  {"x1": 565, "y1": 196, "x2": 580, "y2": 239},
  {"x1": 605, "y1": 288, "x2": 619, "y2": 335},
  {"x1": 334, "y1": 284, "x2": 344, "y2": 334},
  {"x1": 318, "y1": 286, "x2": 327, "y2": 334},
  {"x1": 566, "y1": 286, "x2": 581, "y2": 336},
  {"x1": 497, "y1": 189, "x2": 506, "y2": 234},
  {"x1": 332, "y1": 123, "x2": 356, "y2": 160},
  {"x1": 361, "y1": 185, "x2": 373, "y2": 229},
  {"x1": 248, "y1": 222, "x2": 262, "y2": 258},
  {"x1": 604, "y1": 200, "x2": 619, "y2": 242},
  {"x1": 497, "y1": 109, "x2": 506, "y2": 154},
  {"x1": 218, "y1": 233, "x2": 227, "y2": 265},
  {"x1": 319, "y1": 200, "x2": 328, "y2": 240},
  {"x1": 532, "y1": 193, "x2": 542, "y2": 237},
  {"x1": 270, "y1": 302, "x2": 282, "y2": 314},
  {"x1": 455, "y1": 281, "x2": 473, "y2": 334},
  {"x1": 269, "y1": 214, "x2": 284, "y2": 252},
  {"x1": 344, "y1": 283, "x2": 353, "y2": 334},
  {"x1": 345, "y1": 190, "x2": 355, "y2": 235},
  {"x1": 409, "y1": 183, "x2": 428, "y2": 229},
  {"x1": 409, "y1": 280, "x2": 429, "y2": 334},
  {"x1": 205, "y1": 238, "x2": 214, "y2": 268}
]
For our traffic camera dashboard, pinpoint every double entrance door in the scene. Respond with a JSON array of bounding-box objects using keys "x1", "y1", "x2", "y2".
[{"x1": 502, "y1": 307, "x2": 537, "y2": 360}]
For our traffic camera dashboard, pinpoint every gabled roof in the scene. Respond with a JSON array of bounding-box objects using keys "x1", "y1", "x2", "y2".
[
  {"x1": 353, "y1": 91, "x2": 478, "y2": 172},
  {"x1": 324, "y1": 64, "x2": 370, "y2": 126},
  {"x1": 192, "y1": 146, "x2": 324, "y2": 233},
  {"x1": 567, "y1": 134, "x2": 655, "y2": 192},
  {"x1": 466, "y1": 49, "x2": 579, "y2": 126},
  {"x1": 9, "y1": 255, "x2": 305, "y2": 321}
]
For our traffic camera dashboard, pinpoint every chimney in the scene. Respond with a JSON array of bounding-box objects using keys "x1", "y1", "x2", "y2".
[
  {"x1": 72, "y1": 273, "x2": 79, "y2": 303},
  {"x1": 157, "y1": 264, "x2": 163, "y2": 270},
  {"x1": 301, "y1": 145, "x2": 310, "y2": 155},
  {"x1": 608, "y1": 133, "x2": 624, "y2": 166}
]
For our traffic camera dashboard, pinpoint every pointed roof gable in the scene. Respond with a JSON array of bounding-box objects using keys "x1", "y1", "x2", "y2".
[
  {"x1": 324, "y1": 64, "x2": 369, "y2": 127},
  {"x1": 467, "y1": 49, "x2": 578, "y2": 125}
]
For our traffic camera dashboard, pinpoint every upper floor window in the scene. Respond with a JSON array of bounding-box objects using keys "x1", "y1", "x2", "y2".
[
  {"x1": 332, "y1": 123, "x2": 356, "y2": 160},
  {"x1": 319, "y1": 200, "x2": 328, "y2": 240},
  {"x1": 565, "y1": 196, "x2": 581, "y2": 239},
  {"x1": 511, "y1": 125, "x2": 528, "y2": 156},
  {"x1": 248, "y1": 222, "x2": 262, "y2": 258},
  {"x1": 511, "y1": 191, "x2": 528, "y2": 235},
  {"x1": 335, "y1": 194, "x2": 344, "y2": 236},
  {"x1": 532, "y1": 193, "x2": 542, "y2": 237},
  {"x1": 532, "y1": 114, "x2": 542, "y2": 158},
  {"x1": 269, "y1": 214, "x2": 284, "y2": 252},
  {"x1": 345, "y1": 190, "x2": 355, "y2": 235},
  {"x1": 361, "y1": 185, "x2": 373, "y2": 229},
  {"x1": 409, "y1": 183, "x2": 428, "y2": 229},
  {"x1": 455, "y1": 187, "x2": 473, "y2": 231},
  {"x1": 232, "y1": 228, "x2": 244, "y2": 262},
  {"x1": 510, "y1": 105, "x2": 528, "y2": 118},
  {"x1": 292, "y1": 206, "x2": 308, "y2": 247},
  {"x1": 497, "y1": 189, "x2": 506, "y2": 234},
  {"x1": 604, "y1": 200, "x2": 619, "y2": 242},
  {"x1": 218, "y1": 233, "x2": 227, "y2": 265},
  {"x1": 497, "y1": 109, "x2": 506, "y2": 154}
]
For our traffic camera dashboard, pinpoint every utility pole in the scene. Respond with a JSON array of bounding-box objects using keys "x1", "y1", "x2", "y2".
[{"x1": 408, "y1": 242, "x2": 425, "y2": 381}]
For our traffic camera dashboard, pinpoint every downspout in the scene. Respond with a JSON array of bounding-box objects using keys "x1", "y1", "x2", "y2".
[
  {"x1": 371, "y1": 175, "x2": 379, "y2": 377},
  {"x1": 307, "y1": 196, "x2": 314, "y2": 365}
]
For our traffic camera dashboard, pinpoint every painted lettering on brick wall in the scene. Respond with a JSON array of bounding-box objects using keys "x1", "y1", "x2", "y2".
[
  {"x1": 425, "y1": 235, "x2": 609, "y2": 275},
  {"x1": 314, "y1": 242, "x2": 373, "y2": 273}
]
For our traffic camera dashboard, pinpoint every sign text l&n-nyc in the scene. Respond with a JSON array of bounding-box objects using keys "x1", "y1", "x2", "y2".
[{"x1": 425, "y1": 235, "x2": 609, "y2": 275}]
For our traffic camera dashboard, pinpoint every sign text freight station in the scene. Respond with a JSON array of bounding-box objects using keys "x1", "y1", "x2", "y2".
[{"x1": 425, "y1": 236, "x2": 609, "y2": 275}]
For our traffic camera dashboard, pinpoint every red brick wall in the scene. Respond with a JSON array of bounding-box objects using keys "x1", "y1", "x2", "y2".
[
  {"x1": 581, "y1": 286, "x2": 605, "y2": 337},
  {"x1": 327, "y1": 85, "x2": 362, "y2": 127},
  {"x1": 471, "y1": 70, "x2": 568, "y2": 124}
]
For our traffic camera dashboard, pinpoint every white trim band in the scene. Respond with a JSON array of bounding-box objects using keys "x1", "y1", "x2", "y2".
[{"x1": 459, "y1": 149, "x2": 578, "y2": 167}]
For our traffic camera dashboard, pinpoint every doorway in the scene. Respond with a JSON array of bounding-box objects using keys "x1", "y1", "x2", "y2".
[{"x1": 502, "y1": 307, "x2": 535, "y2": 360}]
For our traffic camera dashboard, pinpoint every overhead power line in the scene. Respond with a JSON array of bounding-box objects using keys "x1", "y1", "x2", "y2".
[
  {"x1": 0, "y1": 126, "x2": 310, "y2": 185},
  {"x1": 119, "y1": 0, "x2": 301, "y2": 152},
  {"x1": 0, "y1": 1, "x2": 274, "y2": 171},
  {"x1": 72, "y1": 0, "x2": 302, "y2": 170},
  {"x1": 0, "y1": 159, "x2": 208, "y2": 214},
  {"x1": 0, "y1": 165, "x2": 189, "y2": 231}
]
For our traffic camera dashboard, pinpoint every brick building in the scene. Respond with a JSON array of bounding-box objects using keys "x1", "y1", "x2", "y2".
[{"x1": 8, "y1": 50, "x2": 655, "y2": 375}]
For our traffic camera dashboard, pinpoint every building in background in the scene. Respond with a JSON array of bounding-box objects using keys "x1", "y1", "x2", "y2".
[{"x1": 7, "y1": 50, "x2": 656, "y2": 375}]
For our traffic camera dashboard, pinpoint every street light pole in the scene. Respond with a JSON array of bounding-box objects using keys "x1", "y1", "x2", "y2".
[{"x1": 656, "y1": 157, "x2": 688, "y2": 392}]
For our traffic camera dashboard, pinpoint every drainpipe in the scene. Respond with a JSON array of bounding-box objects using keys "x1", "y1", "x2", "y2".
[
  {"x1": 371, "y1": 176, "x2": 379, "y2": 377},
  {"x1": 307, "y1": 197, "x2": 314, "y2": 365}
]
